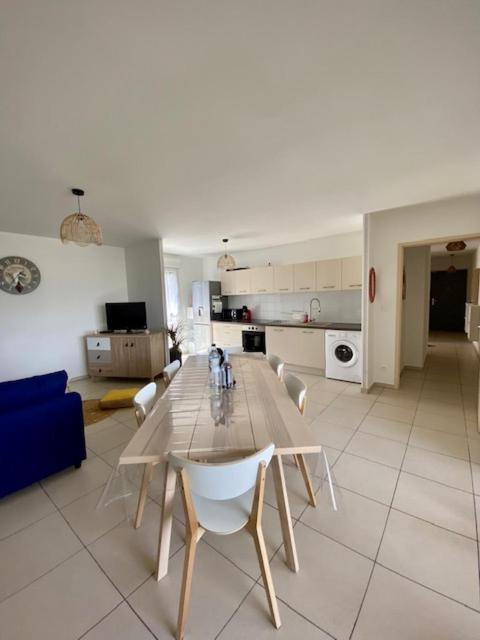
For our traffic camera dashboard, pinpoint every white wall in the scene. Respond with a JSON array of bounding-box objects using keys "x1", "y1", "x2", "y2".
[
  {"x1": 125, "y1": 239, "x2": 166, "y2": 332},
  {"x1": 401, "y1": 246, "x2": 430, "y2": 369},
  {"x1": 0, "y1": 231, "x2": 128, "y2": 382},
  {"x1": 365, "y1": 193, "x2": 480, "y2": 388},
  {"x1": 203, "y1": 231, "x2": 363, "y2": 280}
]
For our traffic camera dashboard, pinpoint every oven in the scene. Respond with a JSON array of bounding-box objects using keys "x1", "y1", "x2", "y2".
[{"x1": 242, "y1": 325, "x2": 266, "y2": 353}]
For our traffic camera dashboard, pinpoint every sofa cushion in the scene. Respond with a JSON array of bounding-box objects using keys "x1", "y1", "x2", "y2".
[{"x1": 0, "y1": 370, "x2": 68, "y2": 414}]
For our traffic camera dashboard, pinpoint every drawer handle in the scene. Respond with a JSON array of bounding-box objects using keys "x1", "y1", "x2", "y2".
[
  {"x1": 130, "y1": 342, "x2": 134, "y2": 347},
  {"x1": 96, "y1": 342, "x2": 100, "y2": 347},
  {"x1": 349, "y1": 284, "x2": 362, "y2": 287},
  {"x1": 273, "y1": 328, "x2": 284, "y2": 332},
  {"x1": 278, "y1": 288, "x2": 289, "y2": 291},
  {"x1": 96, "y1": 355, "x2": 100, "y2": 360},
  {"x1": 299, "y1": 287, "x2": 310, "y2": 290},
  {"x1": 125, "y1": 342, "x2": 129, "y2": 347},
  {"x1": 323, "y1": 285, "x2": 335, "y2": 289},
  {"x1": 302, "y1": 330, "x2": 314, "y2": 334},
  {"x1": 258, "y1": 289, "x2": 267, "y2": 292}
]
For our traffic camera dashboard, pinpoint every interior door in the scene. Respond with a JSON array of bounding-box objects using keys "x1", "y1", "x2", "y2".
[{"x1": 429, "y1": 269, "x2": 467, "y2": 331}]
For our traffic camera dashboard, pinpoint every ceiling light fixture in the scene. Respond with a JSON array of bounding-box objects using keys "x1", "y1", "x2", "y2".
[
  {"x1": 445, "y1": 240, "x2": 466, "y2": 252},
  {"x1": 447, "y1": 254, "x2": 457, "y2": 273},
  {"x1": 60, "y1": 188, "x2": 103, "y2": 247},
  {"x1": 217, "y1": 238, "x2": 236, "y2": 270}
]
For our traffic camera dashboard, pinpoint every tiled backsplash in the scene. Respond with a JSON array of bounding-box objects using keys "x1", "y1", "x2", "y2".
[{"x1": 227, "y1": 290, "x2": 362, "y2": 322}]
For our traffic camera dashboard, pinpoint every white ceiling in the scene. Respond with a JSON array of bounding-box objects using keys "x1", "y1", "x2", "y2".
[{"x1": 0, "y1": 1, "x2": 479, "y2": 254}]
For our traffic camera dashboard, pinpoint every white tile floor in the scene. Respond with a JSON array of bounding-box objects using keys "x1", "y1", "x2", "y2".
[{"x1": 1, "y1": 333, "x2": 479, "y2": 639}]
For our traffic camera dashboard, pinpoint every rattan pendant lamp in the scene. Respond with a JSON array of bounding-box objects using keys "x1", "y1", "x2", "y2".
[
  {"x1": 60, "y1": 188, "x2": 103, "y2": 246},
  {"x1": 217, "y1": 238, "x2": 236, "y2": 270}
]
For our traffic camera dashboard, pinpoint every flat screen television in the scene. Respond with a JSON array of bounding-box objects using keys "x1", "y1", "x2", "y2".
[{"x1": 105, "y1": 302, "x2": 147, "y2": 332}]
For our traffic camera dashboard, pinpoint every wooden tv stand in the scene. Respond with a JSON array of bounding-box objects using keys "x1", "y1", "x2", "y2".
[{"x1": 85, "y1": 332, "x2": 165, "y2": 380}]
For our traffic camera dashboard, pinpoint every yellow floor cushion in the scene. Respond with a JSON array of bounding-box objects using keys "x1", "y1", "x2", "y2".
[{"x1": 99, "y1": 387, "x2": 141, "y2": 409}]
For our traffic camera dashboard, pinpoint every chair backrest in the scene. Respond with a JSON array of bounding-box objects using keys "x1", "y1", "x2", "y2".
[
  {"x1": 133, "y1": 382, "x2": 157, "y2": 426},
  {"x1": 168, "y1": 443, "x2": 275, "y2": 500},
  {"x1": 284, "y1": 373, "x2": 307, "y2": 415},
  {"x1": 267, "y1": 354, "x2": 284, "y2": 379},
  {"x1": 163, "y1": 360, "x2": 181, "y2": 386}
]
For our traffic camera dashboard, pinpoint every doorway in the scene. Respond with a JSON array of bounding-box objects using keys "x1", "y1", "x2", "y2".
[{"x1": 429, "y1": 269, "x2": 467, "y2": 331}]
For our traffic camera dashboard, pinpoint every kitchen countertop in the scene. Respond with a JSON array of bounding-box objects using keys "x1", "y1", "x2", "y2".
[{"x1": 212, "y1": 319, "x2": 361, "y2": 331}]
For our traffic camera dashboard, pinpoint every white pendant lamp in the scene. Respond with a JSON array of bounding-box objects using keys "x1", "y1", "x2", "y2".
[
  {"x1": 217, "y1": 238, "x2": 236, "y2": 270},
  {"x1": 60, "y1": 188, "x2": 103, "y2": 247}
]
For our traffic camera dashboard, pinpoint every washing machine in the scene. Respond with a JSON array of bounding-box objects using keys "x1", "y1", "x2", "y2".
[{"x1": 325, "y1": 330, "x2": 362, "y2": 383}]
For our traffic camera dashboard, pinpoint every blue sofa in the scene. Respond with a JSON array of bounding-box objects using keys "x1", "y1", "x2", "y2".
[{"x1": 0, "y1": 370, "x2": 86, "y2": 498}]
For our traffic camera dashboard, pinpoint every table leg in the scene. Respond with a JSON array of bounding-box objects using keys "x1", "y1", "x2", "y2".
[
  {"x1": 271, "y1": 455, "x2": 299, "y2": 573},
  {"x1": 156, "y1": 461, "x2": 177, "y2": 581},
  {"x1": 134, "y1": 463, "x2": 153, "y2": 529}
]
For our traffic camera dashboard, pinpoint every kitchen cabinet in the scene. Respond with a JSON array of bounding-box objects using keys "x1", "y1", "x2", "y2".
[
  {"x1": 295, "y1": 328, "x2": 325, "y2": 369},
  {"x1": 265, "y1": 326, "x2": 296, "y2": 365},
  {"x1": 273, "y1": 264, "x2": 294, "y2": 292},
  {"x1": 316, "y1": 259, "x2": 342, "y2": 291},
  {"x1": 265, "y1": 326, "x2": 325, "y2": 370},
  {"x1": 234, "y1": 269, "x2": 251, "y2": 295},
  {"x1": 212, "y1": 323, "x2": 243, "y2": 348},
  {"x1": 250, "y1": 266, "x2": 274, "y2": 294},
  {"x1": 220, "y1": 270, "x2": 235, "y2": 295},
  {"x1": 341, "y1": 256, "x2": 363, "y2": 290},
  {"x1": 221, "y1": 256, "x2": 363, "y2": 296},
  {"x1": 293, "y1": 262, "x2": 316, "y2": 292}
]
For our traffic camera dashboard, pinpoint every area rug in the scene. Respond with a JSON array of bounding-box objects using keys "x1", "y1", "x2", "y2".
[{"x1": 82, "y1": 399, "x2": 117, "y2": 426}]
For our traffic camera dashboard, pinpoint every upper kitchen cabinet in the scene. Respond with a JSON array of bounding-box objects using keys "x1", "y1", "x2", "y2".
[
  {"x1": 341, "y1": 256, "x2": 363, "y2": 289},
  {"x1": 250, "y1": 266, "x2": 274, "y2": 294},
  {"x1": 316, "y1": 259, "x2": 342, "y2": 291},
  {"x1": 220, "y1": 270, "x2": 235, "y2": 295},
  {"x1": 294, "y1": 261, "x2": 316, "y2": 292},
  {"x1": 273, "y1": 264, "x2": 294, "y2": 292},
  {"x1": 234, "y1": 269, "x2": 251, "y2": 295}
]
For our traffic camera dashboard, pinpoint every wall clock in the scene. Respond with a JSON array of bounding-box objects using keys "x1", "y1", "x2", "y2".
[{"x1": 0, "y1": 256, "x2": 41, "y2": 294}]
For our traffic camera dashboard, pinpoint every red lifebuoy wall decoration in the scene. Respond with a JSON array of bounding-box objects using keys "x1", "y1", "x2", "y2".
[{"x1": 368, "y1": 267, "x2": 376, "y2": 303}]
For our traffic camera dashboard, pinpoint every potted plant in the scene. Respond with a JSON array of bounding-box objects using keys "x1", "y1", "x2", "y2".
[{"x1": 167, "y1": 321, "x2": 184, "y2": 365}]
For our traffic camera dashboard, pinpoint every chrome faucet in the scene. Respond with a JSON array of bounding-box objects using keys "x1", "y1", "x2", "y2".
[{"x1": 309, "y1": 297, "x2": 321, "y2": 321}]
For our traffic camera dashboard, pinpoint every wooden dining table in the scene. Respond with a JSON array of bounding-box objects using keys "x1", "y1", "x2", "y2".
[{"x1": 119, "y1": 353, "x2": 323, "y2": 580}]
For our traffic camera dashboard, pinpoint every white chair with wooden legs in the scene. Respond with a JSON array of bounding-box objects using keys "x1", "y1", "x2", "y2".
[
  {"x1": 284, "y1": 373, "x2": 337, "y2": 511},
  {"x1": 163, "y1": 360, "x2": 181, "y2": 387},
  {"x1": 169, "y1": 444, "x2": 281, "y2": 640},
  {"x1": 267, "y1": 353, "x2": 285, "y2": 380},
  {"x1": 133, "y1": 382, "x2": 157, "y2": 427},
  {"x1": 132, "y1": 382, "x2": 157, "y2": 528}
]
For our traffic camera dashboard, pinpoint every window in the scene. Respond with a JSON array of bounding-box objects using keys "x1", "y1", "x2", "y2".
[{"x1": 164, "y1": 268, "x2": 180, "y2": 324}]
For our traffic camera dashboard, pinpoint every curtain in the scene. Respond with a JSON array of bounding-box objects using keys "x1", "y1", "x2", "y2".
[{"x1": 164, "y1": 269, "x2": 180, "y2": 324}]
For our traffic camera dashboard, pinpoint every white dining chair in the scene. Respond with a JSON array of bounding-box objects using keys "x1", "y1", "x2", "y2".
[
  {"x1": 267, "y1": 353, "x2": 285, "y2": 380},
  {"x1": 169, "y1": 444, "x2": 281, "y2": 640},
  {"x1": 133, "y1": 382, "x2": 157, "y2": 427},
  {"x1": 163, "y1": 360, "x2": 181, "y2": 386},
  {"x1": 133, "y1": 382, "x2": 157, "y2": 528},
  {"x1": 284, "y1": 373, "x2": 337, "y2": 511}
]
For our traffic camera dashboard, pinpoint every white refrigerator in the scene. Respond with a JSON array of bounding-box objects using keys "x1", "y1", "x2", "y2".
[{"x1": 192, "y1": 281, "x2": 224, "y2": 353}]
